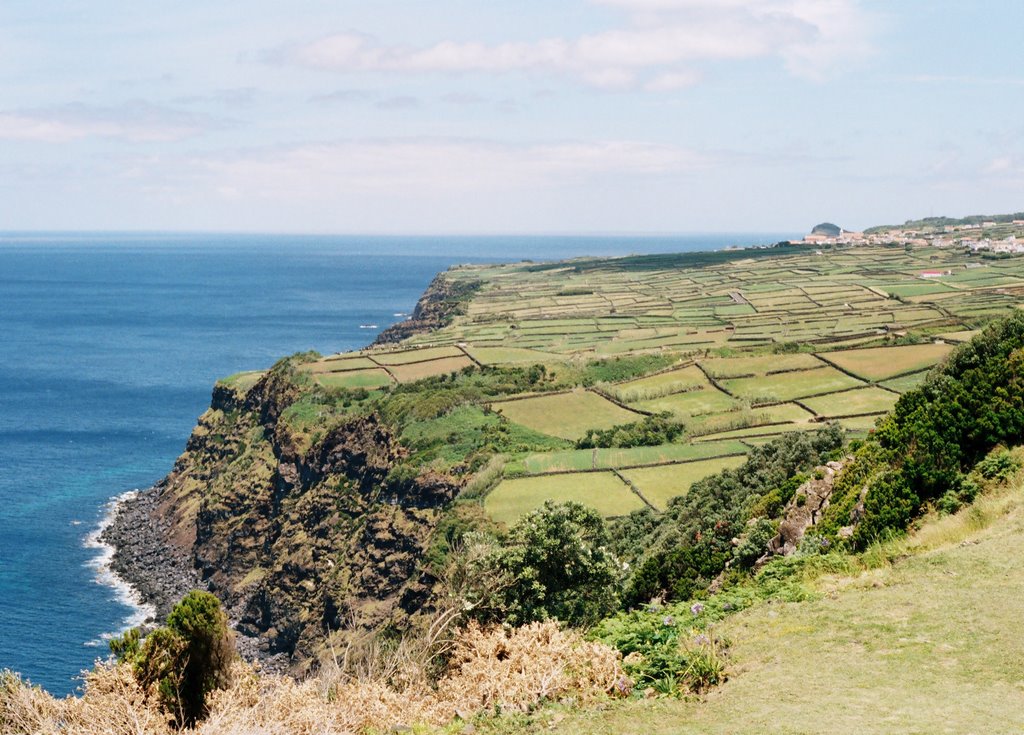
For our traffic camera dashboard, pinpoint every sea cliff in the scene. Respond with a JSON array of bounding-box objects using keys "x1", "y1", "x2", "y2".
[{"x1": 105, "y1": 274, "x2": 468, "y2": 668}]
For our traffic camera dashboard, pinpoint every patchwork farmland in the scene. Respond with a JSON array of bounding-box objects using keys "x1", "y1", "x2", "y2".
[{"x1": 282, "y1": 243, "x2": 1024, "y2": 525}]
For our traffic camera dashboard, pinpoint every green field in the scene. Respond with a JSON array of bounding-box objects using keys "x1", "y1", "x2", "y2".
[
  {"x1": 484, "y1": 472, "x2": 645, "y2": 525},
  {"x1": 800, "y1": 386, "x2": 900, "y2": 417},
  {"x1": 880, "y1": 370, "x2": 930, "y2": 393},
  {"x1": 632, "y1": 386, "x2": 739, "y2": 417},
  {"x1": 820, "y1": 342, "x2": 954, "y2": 381},
  {"x1": 308, "y1": 356, "x2": 378, "y2": 372},
  {"x1": 492, "y1": 391, "x2": 643, "y2": 440},
  {"x1": 622, "y1": 456, "x2": 748, "y2": 509},
  {"x1": 372, "y1": 345, "x2": 466, "y2": 365},
  {"x1": 695, "y1": 422, "x2": 819, "y2": 442},
  {"x1": 700, "y1": 353, "x2": 825, "y2": 378},
  {"x1": 608, "y1": 364, "x2": 707, "y2": 402},
  {"x1": 720, "y1": 367, "x2": 864, "y2": 403},
  {"x1": 219, "y1": 370, "x2": 266, "y2": 391},
  {"x1": 935, "y1": 329, "x2": 981, "y2": 343},
  {"x1": 465, "y1": 346, "x2": 565, "y2": 364},
  {"x1": 688, "y1": 402, "x2": 816, "y2": 436},
  {"x1": 313, "y1": 368, "x2": 393, "y2": 389},
  {"x1": 518, "y1": 440, "x2": 748, "y2": 474}
]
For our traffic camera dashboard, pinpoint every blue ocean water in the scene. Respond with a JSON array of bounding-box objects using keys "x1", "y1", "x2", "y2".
[{"x1": 0, "y1": 231, "x2": 795, "y2": 695}]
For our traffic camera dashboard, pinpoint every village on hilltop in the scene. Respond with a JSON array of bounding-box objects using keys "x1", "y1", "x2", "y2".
[{"x1": 791, "y1": 216, "x2": 1024, "y2": 254}]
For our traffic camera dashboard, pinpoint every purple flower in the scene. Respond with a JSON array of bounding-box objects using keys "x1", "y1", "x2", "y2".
[
  {"x1": 662, "y1": 615, "x2": 674, "y2": 627},
  {"x1": 690, "y1": 602, "x2": 705, "y2": 616},
  {"x1": 693, "y1": 633, "x2": 710, "y2": 646}
]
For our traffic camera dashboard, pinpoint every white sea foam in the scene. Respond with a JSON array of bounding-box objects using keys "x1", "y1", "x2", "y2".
[{"x1": 82, "y1": 490, "x2": 156, "y2": 647}]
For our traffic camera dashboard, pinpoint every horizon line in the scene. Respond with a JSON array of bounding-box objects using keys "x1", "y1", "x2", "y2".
[{"x1": 0, "y1": 228, "x2": 802, "y2": 239}]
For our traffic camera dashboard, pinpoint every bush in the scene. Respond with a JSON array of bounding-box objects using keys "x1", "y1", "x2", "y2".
[
  {"x1": 852, "y1": 470, "x2": 918, "y2": 547},
  {"x1": 821, "y1": 313, "x2": 1024, "y2": 547},
  {"x1": 733, "y1": 518, "x2": 777, "y2": 569},
  {"x1": 111, "y1": 590, "x2": 234, "y2": 728},
  {"x1": 457, "y1": 502, "x2": 622, "y2": 627},
  {"x1": 977, "y1": 447, "x2": 1020, "y2": 481},
  {"x1": 575, "y1": 414, "x2": 685, "y2": 449},
  {"x1": 591, "y1": 603, "x2": 726, "y2": 696}
]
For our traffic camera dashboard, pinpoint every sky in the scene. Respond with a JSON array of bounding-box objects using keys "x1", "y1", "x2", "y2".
[{"x1": 0, "y1": 0, "x2": 1022, "y2": 234}]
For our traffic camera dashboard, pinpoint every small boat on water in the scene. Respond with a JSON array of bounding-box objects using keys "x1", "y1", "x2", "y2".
[{"x1": 359, "y1": 324, "x2": 378, "y2": 329}]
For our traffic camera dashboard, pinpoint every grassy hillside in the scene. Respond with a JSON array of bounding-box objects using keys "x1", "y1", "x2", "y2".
[{"x1": 543, "y1": 465, "x2": 1024, "y2": 734}]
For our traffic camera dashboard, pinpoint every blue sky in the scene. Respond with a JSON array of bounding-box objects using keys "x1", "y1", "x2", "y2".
[{"x1": 1, "y1": 0, "x2": 1021, "y2": 233}]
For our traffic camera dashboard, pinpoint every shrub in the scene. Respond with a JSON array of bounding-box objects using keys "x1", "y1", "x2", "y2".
[
  {"x1": 977, "y1": 447, "x2": 1020, "y2": 481},
  {"x1": 111, "y1": 590, "x2": 234, "y2": 728},
  {"x1": 819, "y1": 313, "x2": 1024, "y2": 547},
  {"x1": 591, "y1": 606, "x2": 725, "y2": 696},
  {"x1": 575, "y1": 414, "x2": 685, "y2": 449},
  {"x1": 852, "y1": 470, "x2": 918, "y2": 547},
  {"x1": 455, "y1": 502, "x2": 622, "y2": 627},
  {"x1": 733, "y1": 517, "x2": 777, "y2": 569}
]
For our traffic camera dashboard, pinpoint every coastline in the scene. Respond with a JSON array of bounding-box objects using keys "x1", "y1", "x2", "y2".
[
  {"x1": 83, "y1": 490, "x2": 159, "y2": 644},
  {"x1": 97, "y1": 485, "x2": 292, "y2": 671},
  {"x1": 97, "y1": 485, "x2": 202, "y2": 625}
]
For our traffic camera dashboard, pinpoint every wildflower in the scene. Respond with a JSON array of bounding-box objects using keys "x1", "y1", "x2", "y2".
[
  {"x1": 693, "y1": 633, "x2": 710, "y2": 646},
  {"x1": 662, "y1": 615, "x2": 674, "y2": 627},
  {"x1": 690, "y1": 602, "x2": 705, "y2": 616}
]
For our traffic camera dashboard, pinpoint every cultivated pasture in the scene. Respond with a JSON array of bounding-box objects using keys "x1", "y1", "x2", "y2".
[{"x1": 292, "y1": 243, "x2": 1024, "y2": 523}]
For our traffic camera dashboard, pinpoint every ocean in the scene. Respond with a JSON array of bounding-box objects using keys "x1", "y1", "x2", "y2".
[{"x1": 0, "y1": 231, "x2": 795, "y2": 694}]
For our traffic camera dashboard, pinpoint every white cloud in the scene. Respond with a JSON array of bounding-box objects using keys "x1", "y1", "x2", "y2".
[
  {"x1": 180, "y1": 138, "x2": 711, "y2": 201},
  {"x1": 0, "y1": 102, "x2": 216, "y2": 143},
  {"x1": 277, "y1": 0, "x2": 875, "y2": 89}
]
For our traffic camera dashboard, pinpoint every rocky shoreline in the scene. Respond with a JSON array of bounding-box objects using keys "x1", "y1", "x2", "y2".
[
  {"x1": 100, "y1": 485, "x2": 291, "y2": 671},
  {"x1": 100, "y1": 485, "x2": 202, "y2": 625}
]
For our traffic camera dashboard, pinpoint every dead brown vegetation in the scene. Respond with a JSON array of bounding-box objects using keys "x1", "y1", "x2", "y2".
[{"x1": 1, "y1": 621, "x2": 626, "y2": 735}]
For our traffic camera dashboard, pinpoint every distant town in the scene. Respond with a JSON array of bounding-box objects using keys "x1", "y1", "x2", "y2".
[{"x1": 791, "y1": 215, "x2": 1024, "y2": 255}]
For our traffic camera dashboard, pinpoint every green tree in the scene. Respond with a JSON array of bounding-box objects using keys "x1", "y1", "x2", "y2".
[
  {"x1": 111, "y1": 590, "x2": 234, "y2": 728},
  {"x1": 493, "y1": 501, "x2": 621, "y2": 626}
]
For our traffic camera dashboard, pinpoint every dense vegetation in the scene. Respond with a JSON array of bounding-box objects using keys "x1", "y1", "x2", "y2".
[
  {"x1": 819, "y1": 312, "x2": 1024, "y2": 547},
  {"x1": 575, "y1": 414, "x2": 685, "y2": 449},
  {"x1": 612, "y1": 426, "x2": 843, "y2": 605}
]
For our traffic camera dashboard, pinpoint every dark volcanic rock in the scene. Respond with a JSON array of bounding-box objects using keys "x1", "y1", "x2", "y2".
[
  {"x1": 373, "y1": 273, "x2": 481, "y2": 345},
  {"x1": 101, "y1": 485, "x2": 202, "y2": 622}
]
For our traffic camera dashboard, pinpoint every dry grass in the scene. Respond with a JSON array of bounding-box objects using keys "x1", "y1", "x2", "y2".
[
  {"x1": 1, "y1": 623, "x2": 625, "y2": 735},
  {"x1": 820, "y1": 342, "x2": 953, "y2": 382},
  {"x1": 492, "y1": 391, "x2": 642, "y2": 441},
  {"x1": 390, "y1": 355, "x2": 476, "y2": 383}
]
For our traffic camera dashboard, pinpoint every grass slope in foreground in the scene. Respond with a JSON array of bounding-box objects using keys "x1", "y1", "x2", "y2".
[{"x1": 524, "y1": 468, "x2": 1024, "y2": 735}]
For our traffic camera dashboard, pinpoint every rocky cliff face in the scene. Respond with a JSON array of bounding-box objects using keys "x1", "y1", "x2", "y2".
[
  {"x1": 151, "y1": 360, "x2": 461, "y2": 666},
  {"x1": 373, "y1": 273, "x2": 481, "y2": 345}
]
